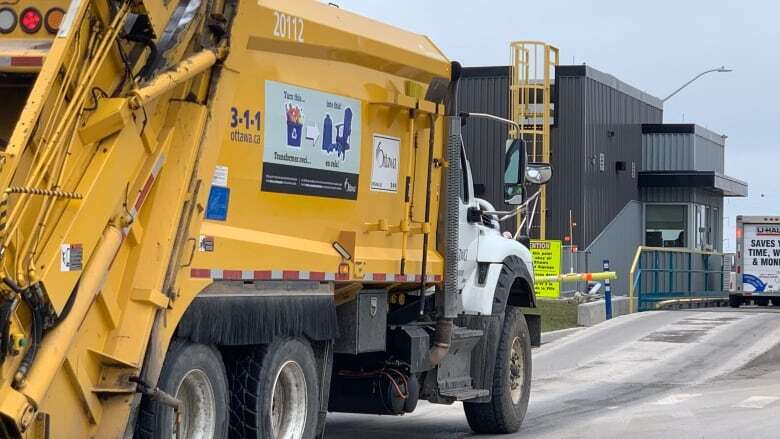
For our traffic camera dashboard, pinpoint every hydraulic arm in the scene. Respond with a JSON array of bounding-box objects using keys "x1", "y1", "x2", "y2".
[{"x1": 0, "y1": 0, "x2": 227, "y2": 435}]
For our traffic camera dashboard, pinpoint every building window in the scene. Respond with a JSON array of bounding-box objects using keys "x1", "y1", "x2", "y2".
[
  {"x1": 695, "y1": 204, "x2": 716, "y2": 251},
  {"x1": 645, "y1": 205, "x2": 688, "y2": 248}
]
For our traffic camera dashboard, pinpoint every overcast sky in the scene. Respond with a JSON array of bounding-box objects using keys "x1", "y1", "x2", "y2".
[{"x1": 332, "y1": 0, "x2": 777, "y2": 251}]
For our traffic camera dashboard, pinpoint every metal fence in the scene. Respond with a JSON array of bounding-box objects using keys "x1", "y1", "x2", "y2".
[{"x1": 628, "y1": 247, "x2": 728, "y2": 312}]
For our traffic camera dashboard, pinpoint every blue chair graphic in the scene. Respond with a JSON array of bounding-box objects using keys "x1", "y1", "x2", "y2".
[{"x1": 322, "y1": 108, "x2": 353, "y2": 160}]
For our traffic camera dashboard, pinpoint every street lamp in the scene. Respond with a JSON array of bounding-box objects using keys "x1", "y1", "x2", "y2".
[{"x1": 662, "y1": 66, "x2": 733, "y2": 103}]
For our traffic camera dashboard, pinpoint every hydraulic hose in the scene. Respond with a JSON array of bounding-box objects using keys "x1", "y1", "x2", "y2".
[
  {"x1": 122, "y1": 33, "x2": 159, "y2": 81},
  {"x1": 13, "y1": 285, "x2": 43, "y2": 386},
  {"x1": 0, "y1": 296, "x2": 17, "y2": 365},
  {"x1": 18, "y1": 225, "x2": 123, "y2": 403},
  {"x1": 418, "y1": 113, "x2": 436, "y2": 315}
]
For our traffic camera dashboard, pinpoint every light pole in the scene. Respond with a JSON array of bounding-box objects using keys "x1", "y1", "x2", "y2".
[{"x1": 662, "y1": 66, "x2": 733, "y2": 103}]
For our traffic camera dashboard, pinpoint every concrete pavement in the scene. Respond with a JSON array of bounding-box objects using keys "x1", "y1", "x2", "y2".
[{"x1": 325, "y1": 308, "x2": 780, "y2": 438}]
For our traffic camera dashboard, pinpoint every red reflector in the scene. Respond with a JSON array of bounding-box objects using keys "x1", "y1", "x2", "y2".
[
  {"x1": 11, "y1": 57, "x2": 43, "y2": 67},
  {"x1": 20, "y1": 8, "x2": 42, "y2": 34}
]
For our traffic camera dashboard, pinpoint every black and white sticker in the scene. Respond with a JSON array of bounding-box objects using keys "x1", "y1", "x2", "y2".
[
  {"x1": 60, "y1": 243, "x2": 83, "y2": 272},
  {"x1": 198, "y1": 235, "x2": 215, "y2": 252},
  {"x1": 370, "y1": 135, "x2": 400, "y2": 193},
  {"x1": 212, "y1": 165, "x2": 229, "y2": 188}
]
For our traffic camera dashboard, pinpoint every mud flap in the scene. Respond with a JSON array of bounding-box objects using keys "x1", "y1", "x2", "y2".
[{"x1": 524, "y1": 313, "x2": 541, "y2": 347}]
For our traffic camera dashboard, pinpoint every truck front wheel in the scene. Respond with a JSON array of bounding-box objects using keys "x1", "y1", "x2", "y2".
[
  {"x1": 229, "y1": 338, "x2": 320, "y2": 439},
  {"x1": 463, "y1": 306, "x2": 532, "y2": 434}
]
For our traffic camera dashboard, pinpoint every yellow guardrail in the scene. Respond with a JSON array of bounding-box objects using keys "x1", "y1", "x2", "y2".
[{"x1": 536, "y1": 271, "x2": 618, "y2": 284}]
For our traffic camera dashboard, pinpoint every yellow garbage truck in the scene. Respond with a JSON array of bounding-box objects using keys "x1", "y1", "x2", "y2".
[{"x1": 0, "y1": 0, "x2": 551, "y2": 437}]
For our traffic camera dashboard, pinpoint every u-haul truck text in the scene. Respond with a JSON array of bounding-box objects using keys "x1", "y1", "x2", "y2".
[
  {"x1": 732, "y1": 216, "x2": 780, "y2": 307},
  {"x1": 743, "y1": 224, "x2": 780, "y2": 291}
]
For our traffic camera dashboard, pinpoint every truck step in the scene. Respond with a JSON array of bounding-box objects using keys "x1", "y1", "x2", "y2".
[
  {"x1": 439, "y1": 387, "x2": 490, "y2": 401},
  {"x1": 452, "y1": 326, "x2": 483, "y2": 340}
]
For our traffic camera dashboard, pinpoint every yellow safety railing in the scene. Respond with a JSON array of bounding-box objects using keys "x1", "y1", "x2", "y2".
[{"x1": 536, "y1": 271, "x2": 617, "y2": 284}]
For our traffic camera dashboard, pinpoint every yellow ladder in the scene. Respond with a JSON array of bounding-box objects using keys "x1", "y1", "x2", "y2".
[{"x1": 510, "y1": 41, "x2": 558, "y2": 240}]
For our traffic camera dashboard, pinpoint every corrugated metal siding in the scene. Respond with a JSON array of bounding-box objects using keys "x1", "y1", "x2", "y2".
[
  {"x1": 642, "y1": 131, "x2": 725, "y2": 173},
  {"x1": 642, "y1": 133, "x2": 694, "y2": 171},
  {"x1": 640, "y1": 187, "x2": 693, "y2": 203},
  {"x1": 552, "y1": 67, "x2": 662, "y2": 247},
  {"x1": 694, "y1": 133, "x2": 725, "y2": 173},
  {"x1": 548, "y1": 75, "x2": 585, "y2": 243},
  {"x1": 458, "y1": 67, "x2": 513, "y2": 224}
]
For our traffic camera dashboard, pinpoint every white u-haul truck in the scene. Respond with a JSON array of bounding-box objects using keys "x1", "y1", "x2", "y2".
[{"x1": 732, "y1": 216, "x2": 780, "y2": 307}]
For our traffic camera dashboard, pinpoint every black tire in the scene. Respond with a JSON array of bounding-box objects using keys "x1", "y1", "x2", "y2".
[
  {"x1": 228, "y1": 338, "x2": 320, "y2": 439},
  {"x1": 729, "y1": 296, "x2": 742, "y2": 308},
  {"x1": 463, "y1": 307, "x2": 532, "y2": 434},
  {"x1": 756, "y1": 297, "x2": 770, "y2": 307},
  {"x1": 137, "y1": 339, "x2": 229, "y2": 439},
  {"x1": 772, "y1": 299, "x2": 780, "y2": 307}
]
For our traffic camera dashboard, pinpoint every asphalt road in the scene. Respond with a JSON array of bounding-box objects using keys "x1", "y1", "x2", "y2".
[{"x1": 325, "y1": 307, "x2": 780, "y2": 438}]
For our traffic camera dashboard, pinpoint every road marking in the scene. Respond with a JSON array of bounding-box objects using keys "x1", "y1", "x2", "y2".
[
  {"x1": 651, "y1": 393, "x2": 702, "y2": 406},
  {"x1": 735, "y1": 396, "x2": 780, "y2": 409}
]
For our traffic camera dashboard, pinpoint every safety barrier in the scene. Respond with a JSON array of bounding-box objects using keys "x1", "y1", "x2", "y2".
[{"x1": 628, "y1": 247, "x2": 728, "y2": 313}]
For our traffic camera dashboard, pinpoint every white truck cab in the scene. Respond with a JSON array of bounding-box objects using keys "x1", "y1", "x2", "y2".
[{"x1": 457, "y1": 116, "x2": 552, "y2": 315}]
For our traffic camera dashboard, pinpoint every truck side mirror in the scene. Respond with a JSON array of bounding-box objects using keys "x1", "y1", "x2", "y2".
[
  {"x1": 503, "y1": 139, "x2": 525, "y2": 205},
  {"x1": 526, "y1": 163, "x2": 552, "y2": 185}
]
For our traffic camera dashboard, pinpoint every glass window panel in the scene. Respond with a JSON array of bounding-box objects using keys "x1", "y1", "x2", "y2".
[{"x1": 645, "y1": 205, "x2": 688, "y2": 248}]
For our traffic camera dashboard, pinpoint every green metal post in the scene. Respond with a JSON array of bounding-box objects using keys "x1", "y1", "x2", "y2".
[
  {"x1": 654, "y1": 251, "x2": 659, "y2": 296},
  {"x1": 687, "y1": 252, "x2": 692, "y2": 294}
]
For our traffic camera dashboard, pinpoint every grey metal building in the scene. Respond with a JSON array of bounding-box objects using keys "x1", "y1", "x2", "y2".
[
  {"x1": 460, "y1": 64, "x2": 748, "y2": 294},
  {"x1": 458, "y1": 66, "x2": 513, "y2": 213},
  {"x1": 549, "y1": 65, "x2": 663, "y2": 247}
]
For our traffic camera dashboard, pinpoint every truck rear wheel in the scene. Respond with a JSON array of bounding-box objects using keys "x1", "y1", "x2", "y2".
[
  {"x1": 463, "y1": 306, "x2": 531, "y2": 434},
  {"x1": 137, "y1": 339, "x2": 229, "y2": 439},
  {"x1": 229, "y1": 338, "x2": 320, "y2": 439}
]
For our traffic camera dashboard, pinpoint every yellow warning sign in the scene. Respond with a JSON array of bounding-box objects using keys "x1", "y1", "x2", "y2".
[{"x1": 531, "y1": 240, "x2": 562, "y2": 298}]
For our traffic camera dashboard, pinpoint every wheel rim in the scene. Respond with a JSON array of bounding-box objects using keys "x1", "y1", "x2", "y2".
[
  {"x1": 270, "y1": 360, "x2": 308, "y2": 439},
  {"x1": 509, "y1": 337, "x2": 525, "y2": 405},
  {"x1": 173, "y1": 369, "x2": 216, "y2": 439}
]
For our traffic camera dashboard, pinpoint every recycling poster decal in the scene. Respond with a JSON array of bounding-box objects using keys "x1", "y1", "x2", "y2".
[{"x1": 262, "y1": 81, "x2": 362, "y2": 200}]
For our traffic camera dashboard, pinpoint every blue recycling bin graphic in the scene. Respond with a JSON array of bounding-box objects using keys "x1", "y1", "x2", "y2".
[
  {"x1": 286, "y1": 104, "x2": 304, "y2": 147},
  {"x1": 287, "y1": 121, "x2": 303, "y2": 147}
]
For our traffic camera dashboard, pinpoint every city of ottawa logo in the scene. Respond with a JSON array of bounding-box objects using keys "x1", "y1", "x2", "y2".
[{"x1": 375, "y1": 141, "x2": 398, "y2": 170}]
